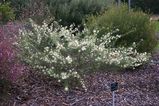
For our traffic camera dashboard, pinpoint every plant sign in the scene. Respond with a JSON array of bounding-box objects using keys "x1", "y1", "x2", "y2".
[
  {"x1": 128, "y1": 0, "x2": 131, "y2": 11},
  {"x1": 111, "y1": 82, "x2": 118, "y2": 92},
  {"x1": 111, "y1": 82, "x2": 118, "y2": 106}
]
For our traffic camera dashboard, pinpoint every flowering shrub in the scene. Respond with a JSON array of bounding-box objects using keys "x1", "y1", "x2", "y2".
[{"x1": 17, "y1": 20, "x2": 150, "y2": 91}]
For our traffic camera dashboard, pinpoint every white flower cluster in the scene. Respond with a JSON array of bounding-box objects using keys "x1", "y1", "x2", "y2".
[{"x1": 17, "y1": 20, "x2": 150, "y2": 91}]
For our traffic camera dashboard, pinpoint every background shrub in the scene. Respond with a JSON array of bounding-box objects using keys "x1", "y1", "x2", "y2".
[
  {"x1": 155, "y1": 21, "x2": 159, "y2": 32},
  {"x1": 47, "y1": 0, "x2": 113, "y2": 27},
  {"x1": 5, "y1": 0, "x2": 29, "y2": 19},
  {"x1": 17, "y1": 20, "x2": 150, "y2": 91},
  {"x1": 122, "y1": 0, "x2": 159, "y2": 14},
  {"x1": 86, "y1": 4, "x2": 157, "y2": 53},
  {"x1": 5, "y1": 0, "x2": 50, "y2": 23},
  {"x1": 0, "y1": 2, "x2": 15, "y2": 24}
]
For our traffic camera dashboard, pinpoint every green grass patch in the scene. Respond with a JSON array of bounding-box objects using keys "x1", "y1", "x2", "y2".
[
  {"x1": 154, "y1": 41, "x2": 159, "y2": 51},
  {"x1": 155, "y1": 21, "x2": 159, "y2": 32}
]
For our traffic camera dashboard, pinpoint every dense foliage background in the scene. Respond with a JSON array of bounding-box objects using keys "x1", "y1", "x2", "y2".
[
  {"x1": 47, "y1": 0, "x2": 113, "y2": 27},
  {"x1": 86, "y1": 5, "x2": 157, "y2": 53},
  {"x1": 122, "y1": 0, "x2": 159, "y2": 14}
]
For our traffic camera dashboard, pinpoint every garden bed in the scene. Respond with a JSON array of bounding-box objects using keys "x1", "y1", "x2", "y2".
[
  {"x1": 0, "y1": 3, "x2": 159, "y2": 106},
  {"x1": 1, "y1": 53, "x2": 159, "y2": 106}
]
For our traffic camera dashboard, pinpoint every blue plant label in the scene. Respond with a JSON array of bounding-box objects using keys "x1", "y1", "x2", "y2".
[{"x1": 111, "y1": 82, "x2": 118, "y2": 92}]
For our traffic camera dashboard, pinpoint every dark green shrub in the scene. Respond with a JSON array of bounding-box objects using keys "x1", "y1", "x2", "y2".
[
  {"x1": 122, "y1": 0, "x2": 159, "y2": 14},
  {"x1": 47, "y1": 0, "x2": 113, "y2": 27},
  {"x1": 86, "y1": 4, "x2": 157, "y2": 53},
  {"x1": 0, "y1": 2, "x2": 15, "y2": 24},
  {"x1": 5, "y1": 0, "x2": 29, "y2": 19},
  {"x1": 5, "y1": 0, "x2": 49, "y2": 21}
]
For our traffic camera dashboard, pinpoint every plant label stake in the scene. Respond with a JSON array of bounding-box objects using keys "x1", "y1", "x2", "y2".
[
  {"x1": 115, "y1": 0, "x2": 121, "y2": 6},
  {"x1": 128, "y1": 0, "x2": 131, "y2": 11},
  {"x1": 111, "y1": 82, "x2": 118, "y2": 106}
]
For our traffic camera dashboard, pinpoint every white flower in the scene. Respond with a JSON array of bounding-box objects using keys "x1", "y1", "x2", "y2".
[
  {"x1": 58, "y1": 80, "x2": 61, "y2": 82},
  {"x1": 61, "y1": 72, "x2": 68, "y2": 79},
  {"x1": 64, "y1": 86, "x2": 69, "y2": 91},
  {"x1": 116, "y1": 29, "x2": 119, "y2": 31},
  {"x1": 44, "y1": 47, "x2": 49, "y2": 52},
  {"x1": 66, "y1": 56, "x2": 73, "y2": 64},
  {"x1": 81, "y1": 46, "x2": 86, "y2": 51},
  {"x1": 93, "y1": 30, "x2": 96, "y2": 33}
]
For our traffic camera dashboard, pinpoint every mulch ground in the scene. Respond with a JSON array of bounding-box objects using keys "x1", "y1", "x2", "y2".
[
  {"x1": 1, "y1": 53, "x2": 159, "y2": 106},
  {"x1": 151, "y1": 15, "x2": 159, "y2": 21}
]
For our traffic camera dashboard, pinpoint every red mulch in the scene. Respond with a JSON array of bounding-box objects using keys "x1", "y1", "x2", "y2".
[{"x1": 1, "y1": 53, "x2": 159, "y2": 106}]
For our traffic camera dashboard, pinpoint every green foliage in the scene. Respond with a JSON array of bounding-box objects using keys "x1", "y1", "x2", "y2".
[
  {"x1": 155, "y1": 21, "x2": 159, "y2": 32},
  {"x1": 6, "y1": 0, "x2": 49, "y2": 21},
  {"x1": 122, "y1": 0, "x2": 159, "y2": 14},
  {"x1": 0, "y1": 2, "x2": 15, "y2": 24},
  {"x1": 16, "y1": 20, "x2": 150, "y2": 91},
  {"x1": 86, "y1": 4, "x2": 157, "y2": 53},
  {"x1": 5, "y1": 0, "x2": 29, "y2": 19},
  {"x1": 47, "y1": 0, "x2": 113, "y2": 26}
]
